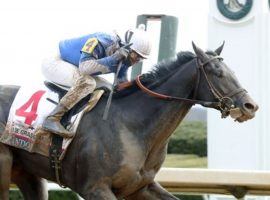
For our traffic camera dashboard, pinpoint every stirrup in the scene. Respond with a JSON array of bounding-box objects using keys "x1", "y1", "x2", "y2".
[{"x1": 42, "y1": 120, "x2": 74, "y2": 138}]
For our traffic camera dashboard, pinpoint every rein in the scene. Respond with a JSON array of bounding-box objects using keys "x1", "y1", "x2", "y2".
[
  {"x1": 135, "y1": 56, "x2": 247, "y2": 118},
  {"x1": 135, "y1": 76, "x2": 220, "y2": 108}
]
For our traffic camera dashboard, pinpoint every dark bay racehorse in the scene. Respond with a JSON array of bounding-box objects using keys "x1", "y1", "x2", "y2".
[{"x1": 0, "y1": 43, "x2": 258, "y2": 200}]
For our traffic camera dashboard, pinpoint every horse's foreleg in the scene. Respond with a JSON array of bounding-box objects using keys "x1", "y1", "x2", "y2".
[
  {"x1": 83, "y1": 184, "x2": 117, "y2": 200},
  {"x1": 126, "y1": 182, "x2": 180, "y2": 200},
  {"x1": 0, "y1": 143, "x2": 13, "y2": 200},
  {"x1": 12, "y1": 165, "x2": 48, "y2": 200}
]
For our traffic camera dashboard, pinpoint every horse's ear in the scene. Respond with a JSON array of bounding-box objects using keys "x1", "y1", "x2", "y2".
[
  {"x1": 215, "y1": 41, "x2": 225, "y2": 55},
  {"x1": 192, "y1": 41, "x2": 208, "y2": 62}
]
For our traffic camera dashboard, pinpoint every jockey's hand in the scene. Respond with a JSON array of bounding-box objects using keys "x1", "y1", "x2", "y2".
[{"x1": 112, "y1": 47, "x2": 129, "y2": 61}]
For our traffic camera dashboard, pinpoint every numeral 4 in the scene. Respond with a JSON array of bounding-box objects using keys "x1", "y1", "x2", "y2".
[{"x1": 15, "y1": 90, "x2": 46, "y2": 125}]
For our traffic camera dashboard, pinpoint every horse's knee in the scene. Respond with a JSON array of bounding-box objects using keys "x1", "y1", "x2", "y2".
[
  {"x1": 126, "y1": 182, "x2": 179, "y2": 200},
  {"x1": 83, "y1": 185, "x2": 117, "y2": 200}
]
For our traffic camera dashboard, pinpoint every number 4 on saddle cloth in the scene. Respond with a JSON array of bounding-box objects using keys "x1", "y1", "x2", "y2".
[{"x1": 0, "y1": 80, "x2": 106, "y2": 160}]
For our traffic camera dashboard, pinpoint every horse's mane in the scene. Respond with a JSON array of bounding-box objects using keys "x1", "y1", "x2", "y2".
[
  {"x1": 140, "y1": 51, "x2": 195, "y2": 84},
  {"x1": 114, "y1": 51, "x2": 195, "y2": 98}
]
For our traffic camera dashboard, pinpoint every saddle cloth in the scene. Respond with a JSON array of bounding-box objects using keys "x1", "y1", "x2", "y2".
[{"x1": 0, "y1": 83, "x2": 104, "y2": 160}]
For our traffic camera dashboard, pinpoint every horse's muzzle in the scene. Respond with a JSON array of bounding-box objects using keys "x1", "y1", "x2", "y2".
[{"x1": 230, "y1": 93, "x2": 259, "y2": 122}]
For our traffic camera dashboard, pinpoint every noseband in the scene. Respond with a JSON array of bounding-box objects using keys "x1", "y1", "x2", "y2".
[
  {"x1": 195, "y1": 56, "x2": 247, "y2": 117},
  {"x1": 135, "y1": 56, "x2": 247, "y2": 118}
]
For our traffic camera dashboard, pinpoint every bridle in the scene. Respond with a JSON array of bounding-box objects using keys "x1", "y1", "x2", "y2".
[{"x1": 135, "y1": 55, "x2": 247, "y2": 118}]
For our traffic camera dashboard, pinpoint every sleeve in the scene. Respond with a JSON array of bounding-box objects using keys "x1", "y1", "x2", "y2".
[
  {"x1": 79, "y1": 39, "x2": 120, "y2": 73},
  {"x1": 80, "y1": 53, "x2": 120, "y2": 73}
]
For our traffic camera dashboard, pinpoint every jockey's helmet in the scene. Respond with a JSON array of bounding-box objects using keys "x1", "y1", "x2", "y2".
[{"x1": 125, "y1": 24, "x2": 152, "y2": 59}]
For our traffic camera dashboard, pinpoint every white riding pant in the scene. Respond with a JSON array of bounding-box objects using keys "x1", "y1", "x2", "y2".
[
  {"x1": 41, "y1": 54, "x2": 110, "y2": 87},
  {"x1": 41, "y1": 55, "x2": 80, "y2": 87}
]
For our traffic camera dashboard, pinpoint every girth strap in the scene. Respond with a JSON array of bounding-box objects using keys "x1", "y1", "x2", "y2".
[{"x1": 50, "y1": 135, "x2": 66, "y2": 188}]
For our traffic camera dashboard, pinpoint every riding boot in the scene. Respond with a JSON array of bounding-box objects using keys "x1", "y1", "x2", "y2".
[
  {"x1": 42, "y1": 74, "x2": 96, "y2": 138},
  {"x1": 42, "y1": 104, "x2": 72, "y2": 137}
]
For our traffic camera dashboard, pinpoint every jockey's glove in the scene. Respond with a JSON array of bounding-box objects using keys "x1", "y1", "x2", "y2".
[{"x1": 112, "y1": 47, "x2": 129, "y2": 61}]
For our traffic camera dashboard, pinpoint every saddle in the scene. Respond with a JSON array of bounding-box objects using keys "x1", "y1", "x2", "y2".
[
  {"x1": 45, "y1": 76, "x2": 112, "y2": 93},
  {"x1": 44, "y1": 77, "x2": 112, "y2": 125}
]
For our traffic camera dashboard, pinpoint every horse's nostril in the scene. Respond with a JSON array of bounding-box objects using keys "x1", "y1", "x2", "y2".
[{"x1": 244, "y1": 103, "x2": 256, "y2": 111}]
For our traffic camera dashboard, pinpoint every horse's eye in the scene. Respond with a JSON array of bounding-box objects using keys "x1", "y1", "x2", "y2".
[{"x1": 215, "y1": 70, "x2": 223, "y2": 78}]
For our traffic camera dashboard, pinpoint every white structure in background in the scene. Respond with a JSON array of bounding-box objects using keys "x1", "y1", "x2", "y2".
[{"x1": 208, "y1": 0, "x2": 270, "y2": 199}]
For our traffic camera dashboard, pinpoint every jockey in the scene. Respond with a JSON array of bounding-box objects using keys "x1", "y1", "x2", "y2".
[{"x1": 41, "y1": 24, "x2": 152, "y2": 138}]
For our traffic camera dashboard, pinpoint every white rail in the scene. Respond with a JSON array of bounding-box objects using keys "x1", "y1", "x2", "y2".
[{"x1": 155, "y1": 168, "x2": 270, "y2": 200}]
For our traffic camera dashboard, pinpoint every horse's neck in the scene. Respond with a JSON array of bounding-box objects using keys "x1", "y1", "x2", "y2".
[{"x1": 125, "y1": 60, "x2": 197, "y2": 152}]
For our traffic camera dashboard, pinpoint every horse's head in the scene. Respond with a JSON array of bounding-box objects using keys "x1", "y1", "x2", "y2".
[{"x1": 192, "y1": 42, "x2": 258, "y2": 122}]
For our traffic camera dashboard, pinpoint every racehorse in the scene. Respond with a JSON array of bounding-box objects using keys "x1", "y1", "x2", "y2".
[{"x1": 0, "y1": 42, "x2": 258, "y2": 200}]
